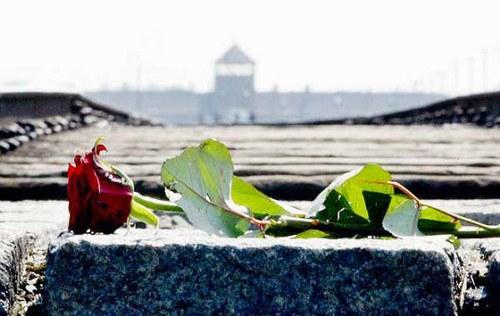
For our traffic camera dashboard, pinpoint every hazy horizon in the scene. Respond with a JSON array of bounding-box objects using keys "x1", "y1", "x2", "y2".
[{"x1": 2, "y1": 0, "x2": 500, "y2": 96}]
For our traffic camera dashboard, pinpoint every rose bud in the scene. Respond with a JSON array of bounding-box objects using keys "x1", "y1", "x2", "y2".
[{"x1": 67, "y1": 139, "x2": 136, "y2": 234}]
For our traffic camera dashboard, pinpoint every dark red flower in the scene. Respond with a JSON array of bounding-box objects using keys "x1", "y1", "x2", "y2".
[{"x1": 67, "y1": 141, "x2": 133, "y2": 234}]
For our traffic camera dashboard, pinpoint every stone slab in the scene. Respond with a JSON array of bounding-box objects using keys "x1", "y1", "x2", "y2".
[
  {"x1": 44, "y1": 230, "x2": 461, "y2": 315},
  {"x1": 0, "y1": 200, "x2": 68, "y2": 316},
  {"x1": 0, "y1": 232, "x2": 35, "y2": 316}
]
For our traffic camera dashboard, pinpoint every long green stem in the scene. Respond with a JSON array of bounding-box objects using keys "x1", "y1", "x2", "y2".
[
  {"x1": 133, "y1": 192, "x2": 184, "y2": 213},
  {"x1": 450, "y1": 226, "x2": 500, "y2": 238},
  {"x1": 269, "y1": 216, "x2": 391, "y2": 236},
  {"x1": 269, "y1": 216, "x2": 500, "y2": 238},
  {"x1": 133, "y1": 192, "x2": 269, "y2": 228},
  {"x1": 130, "y1": 200, "x2": 159, "y2": 228}
]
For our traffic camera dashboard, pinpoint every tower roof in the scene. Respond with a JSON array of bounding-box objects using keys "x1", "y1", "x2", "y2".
[{"x1": 216, "y1": 45, "x2": 255, "y2": 65}]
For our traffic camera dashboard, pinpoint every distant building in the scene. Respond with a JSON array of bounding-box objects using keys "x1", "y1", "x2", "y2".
[
  {"x1": 86, "y1": 45, "x2": 447, "y2": 125},
  {"x1": 210, "y1": 45, "x2": 255, "y2": 124}
]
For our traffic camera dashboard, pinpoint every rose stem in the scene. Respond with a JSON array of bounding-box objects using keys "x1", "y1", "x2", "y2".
[
  {"x1": 130, "y1": 199, "x2": 160, "y2": 229},
  {"x1": 451, "y1": 226, "x2": 500, "y2": 238},
  {"x1": 271, "y1": 216, "x2": 500, "y2": 238},
  {"x1": 270, "y1": 216, "x2": 390, "y2": 236},
  {"x1": 133, "y1": 192, "x2": 184, "y2": 213},
  {"x1": 133, "y1": 192, "x2": 269, "y2": 228}
]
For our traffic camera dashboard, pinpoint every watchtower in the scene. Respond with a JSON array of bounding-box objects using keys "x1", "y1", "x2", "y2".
[{"x1": 213, "y1": 45, "x2": 255, "y2": 123}]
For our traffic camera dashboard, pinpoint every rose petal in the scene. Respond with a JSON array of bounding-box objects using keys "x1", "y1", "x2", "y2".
[{"x1": 67, "y1": 140, "x2": 133, "y2": 234}]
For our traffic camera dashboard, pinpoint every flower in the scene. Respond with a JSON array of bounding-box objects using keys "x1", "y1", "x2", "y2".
[{"x1": 67, "y1": 139, "x2": 133, "y2": 234}]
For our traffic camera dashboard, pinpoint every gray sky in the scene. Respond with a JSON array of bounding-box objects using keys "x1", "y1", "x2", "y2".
[{"x1": 1, "y1": 0, "x2": 500, "y2": 94}]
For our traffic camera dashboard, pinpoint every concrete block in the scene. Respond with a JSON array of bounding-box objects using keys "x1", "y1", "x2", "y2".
[{"x1": 45, "y1": 230, "x2": 461, "y2": 315}]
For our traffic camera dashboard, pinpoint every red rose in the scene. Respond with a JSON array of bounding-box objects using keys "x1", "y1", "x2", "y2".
[{"x1": 67, "y1": 141, "x2": 133, "y2": 234}]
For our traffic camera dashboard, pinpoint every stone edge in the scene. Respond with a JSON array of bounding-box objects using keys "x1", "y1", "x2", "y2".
[{"x1": 0, "y1": 232, "x2": 36, "y2": 316}]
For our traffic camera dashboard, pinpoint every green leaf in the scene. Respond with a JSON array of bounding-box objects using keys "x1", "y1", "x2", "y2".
[
  {"x1": 382, "y1": 194, "x2": 460, "y2": 237},
  {"x1": 271, "y1": 199, "x2": 307, "y2": 217},
  {"x1": 231, "y1": 176, "x2": 286, "y2": 217},
  {"x1": 382, "y1": 193, "x2": 461, "y2": 237},
  {"x1": 316, "y1": 190, "x2": 369, "y2": 226},
  {"x1": 130, "y1": 200, "x2": 159, "y2": 227},
  {"x1": 362, "y1": 191, "x2": 392, "y2": 228},
  {"x1": 161, "y1": 139, "x2": 250, "y2": 237},
  {"x1": 295, "y1": 229, "x2": 330, "y2": 239},
  {"x1": 309, "y1": 164, "x2": 393, "y2": 223},
  {"x1": 382, "y1": 197, "x2": 423, "y2": 237},
  {"x1": 418, "y1": 206, "x2": 461, "y2": 232}
]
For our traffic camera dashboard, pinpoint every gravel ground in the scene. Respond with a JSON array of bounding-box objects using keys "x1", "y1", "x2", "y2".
[{"x1": 10, "y1": 247, "x2": 46, "y2": 316}]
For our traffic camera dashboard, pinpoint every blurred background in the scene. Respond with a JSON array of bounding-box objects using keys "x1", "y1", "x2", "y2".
[{"x1": 1, "y1": 0, "x2": 500, "y2": 125}]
